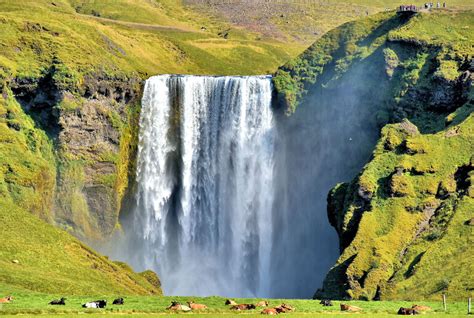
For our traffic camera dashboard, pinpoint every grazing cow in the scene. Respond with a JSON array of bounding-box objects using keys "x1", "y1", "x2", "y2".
[
  {"x1": 320, "y1": 300, "x2": 333, "y2": 306},
  {"x1": 0, "y1": 296, "x2": 13, "y2": 303},
  {"x1": 82, "y1": 302, "x2": 99, "y2": 309},
  {"x1": 49, "y1": 297, "x2": 66, "y2": 305},
  {"x1": 340, "y1": 304, "x2": 362, "y2": 312},
  {"x1": 261, "y1": 308, "x2": 279, "y2": 315},
  {"x1": 231, "y1": 304, "x2": 256, "y2": 310},
  {"x1": 113, "y1": 298, "x2": 124, "y2": 305},
  {"x1": 256, "y1": 300, "x2": 269, "y2": 307},
  {"x1": 412, "y1": 305, "x2": 431, "y2": 312},
  {"x1": 398, "y1": 307, "x2": 419, "y2": 315},
  {"x1": 275, "y1": 304, "x2": 294, "y2": 313},
  {"x1": 188, "y1": 301, "x2": 207, "y2": 310},
  {"x1": 225, "y1": 299, "x2": 237, "y2": 305}
]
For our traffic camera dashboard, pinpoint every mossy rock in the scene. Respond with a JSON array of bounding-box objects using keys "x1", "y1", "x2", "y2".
[
  {"x1": 139, "y1": 270, "x2": 162, "y2": 291},
  {"x1": 436, "y1": 177, "x2": 457, "y2": 198},
  {"x1": 390, "y1": 174, "x2": 415, "y2": 197}
]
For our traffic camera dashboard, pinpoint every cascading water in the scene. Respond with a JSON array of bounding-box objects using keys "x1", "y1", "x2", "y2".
[{"x1": 131, "y1": 75, "x2": 276, "y2": 297}]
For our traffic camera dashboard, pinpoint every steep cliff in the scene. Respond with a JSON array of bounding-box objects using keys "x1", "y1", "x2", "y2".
[
  {"x1": 274, "y1": 9, "x2": 473, "y2": 300},
  {"x1": 7, "y1": 69, "x2": 142, "y2": 239}
]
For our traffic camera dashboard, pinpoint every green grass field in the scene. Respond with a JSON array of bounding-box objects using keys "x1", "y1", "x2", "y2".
[{"x1": 0, "y1": 285, "x2": 471, "y2": 317}]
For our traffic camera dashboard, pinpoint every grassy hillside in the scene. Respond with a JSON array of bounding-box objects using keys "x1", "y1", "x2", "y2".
[
  {"x1": 0, "y1": 200, "x2": 162, "y2": 295},
  {"x1": 185, "y1": 0, "x2": 474, "y2": 45},
  {"x1": 324, "y1": 111, "x2": 473, "y2": 301},
  {"x1": 0, "y1": 0, "x2": 302, "y2": 79},
  {"x1": 274, "y1": 9, "x2": 473, "y2": 300}
]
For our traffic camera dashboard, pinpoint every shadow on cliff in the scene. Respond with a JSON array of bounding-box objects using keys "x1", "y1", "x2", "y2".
[{"x1": 10, "y1": 65, "x2": 62, "y2": 141}]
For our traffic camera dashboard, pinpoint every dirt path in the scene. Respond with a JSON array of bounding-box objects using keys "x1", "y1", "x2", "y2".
[{"x1": 77, "y1": 13, "x2": 200, "y2": 34}]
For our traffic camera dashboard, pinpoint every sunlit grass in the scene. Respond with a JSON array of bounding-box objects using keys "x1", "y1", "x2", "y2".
[{"x1": 0, "y1": 285, "x2": 471, "y2": 317}]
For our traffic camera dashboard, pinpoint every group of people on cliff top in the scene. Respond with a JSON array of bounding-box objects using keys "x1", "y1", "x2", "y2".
[
  {"x1": 398, "y1": 5, "x2": 418, "y2": 12},
  {"x1": 398, "y1": 2, "x2": 446, "y2": 12},
  {"x1": 424, "y1": 2, "x2": 447, "y2": 9}
]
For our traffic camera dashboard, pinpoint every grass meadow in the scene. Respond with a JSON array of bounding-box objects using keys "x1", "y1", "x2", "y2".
[{"x1": 0, "y1": 287, "x2": 472, "y2": 317}]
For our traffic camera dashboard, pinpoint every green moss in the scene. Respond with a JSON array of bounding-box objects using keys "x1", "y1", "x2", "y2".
[
  {"x1": 275, "y1": 10, "x2": 473, "y2": 116},
  {"x1": 435, "y1": 59, "x2": 460, "y2": 81},
  {"x1": 383, "y1": 127, "x2": 403, "y2": 150},
  {"x1": 59, "y1": 95, "x2": 83, "y2": 112},
  {"x1": 321, "y1": 108, "x2": 473, "y2": 300},
  {"x1": 383, "y1": 47, "x2": 399, "y2": 78},
  {"x1": 54, "y1": 159, "x2": 92, "y2": 237},
  {"x1": 0, "y1": 88, "x2": 56, "y2": 222},
  {"x1": 95, "y1": 173, "x2": 117, "y2": 187},
  {"x1": 139, "y1": 270, "x2": 162, "y2": 291},
  {"x1": 390, "y1": 174, "x2": 415, "y2": 197},
  {"x1": 273, "y1": 11, "x2": 402, "y2": 113},
  {"x1": 107, "y1": 108, "x2": 124, "y2": 130}
]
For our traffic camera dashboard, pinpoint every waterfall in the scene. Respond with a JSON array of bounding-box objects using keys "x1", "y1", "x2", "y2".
[{"x1": 132, "y1": 75, "x2": 276, "y2": 297}]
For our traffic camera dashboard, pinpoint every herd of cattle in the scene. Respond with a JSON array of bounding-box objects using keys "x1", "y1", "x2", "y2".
[
  {"x1": 167, "y1": 299, "x2": 295, "y2": 315},
  {"x1": 319, "y1": 300, "x2": 432, "y2": 315},
  {"x1": 0, "y1": 295, "x2": 432, "y2": 315}
]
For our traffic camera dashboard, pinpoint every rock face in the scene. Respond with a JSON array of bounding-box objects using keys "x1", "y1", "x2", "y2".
[
  {"x1": 55, "y1": 76, "x2": 140, "y2": 239},
  {"x1": 10, "y1": 69, "x2": 142, "y2": 240},
  {"x1": 57, "y1": 75, "x2": 141, "y2": 239}
]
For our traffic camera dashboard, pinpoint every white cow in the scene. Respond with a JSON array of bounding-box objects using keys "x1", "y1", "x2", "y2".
[{"x1": 82, "y1": 302, "x2": 99, "y2": 309}]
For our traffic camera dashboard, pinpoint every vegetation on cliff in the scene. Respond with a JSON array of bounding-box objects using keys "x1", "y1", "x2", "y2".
[
  {"x1": 0, "y1": 86, "x2": 56, "y2": 222},
  {"x1": 274, "y1": 10, "x2": 473, "y2": 115},
  {"x1": 323, "y1": 111, "x2": 473, "y2": 300},
  {"x1": 273, "y1": 8, "x2": 473, "y2": 300}
]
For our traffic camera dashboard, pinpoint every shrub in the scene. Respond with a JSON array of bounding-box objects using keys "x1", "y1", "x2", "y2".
[{"x1": 390, "y1": 174, "x2": 415, "y2": 197}]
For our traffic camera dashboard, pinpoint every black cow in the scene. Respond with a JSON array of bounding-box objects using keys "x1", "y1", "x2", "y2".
[
  {"x1": 94, "y1": 300, "x2": 107, "y2": 308},
  {"x1": 113, "y1": 298, "x2": 124, "y2": 305},
  {"x1": 49, "y1": 298, "x2": 66, "y2": 305},
  {"x1": 398, "y1": 307, "x2": 418, "y2": 315},
  {"x1": 320, "y1": 299, "x2": 333, "y2": 306}
]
